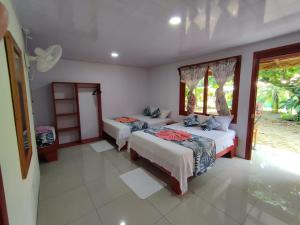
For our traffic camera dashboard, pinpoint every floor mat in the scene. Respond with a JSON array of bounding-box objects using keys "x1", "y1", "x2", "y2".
[
  {"x1": 90, "y1": 140, "x2": 115, "y2": 153},
  {"x1": 120, "y1": 168, "x2": 166, "y2": 199}
]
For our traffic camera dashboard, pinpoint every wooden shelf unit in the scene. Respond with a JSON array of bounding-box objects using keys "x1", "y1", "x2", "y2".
[{"x1": 52, "y1": 82, "x2": 103, "y2": 148}]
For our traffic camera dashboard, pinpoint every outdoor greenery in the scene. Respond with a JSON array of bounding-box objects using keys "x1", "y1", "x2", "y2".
[
  {"x1": 257, "y1": 66, "x2": 300, "y2": 121},
  {"x1": 185, "y1": 76, "x2": 234, "y2": 114}
]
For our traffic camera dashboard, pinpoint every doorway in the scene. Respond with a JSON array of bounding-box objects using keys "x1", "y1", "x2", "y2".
[{"x1": 246, "y1": 43, "x2": 300, "y2": 161}]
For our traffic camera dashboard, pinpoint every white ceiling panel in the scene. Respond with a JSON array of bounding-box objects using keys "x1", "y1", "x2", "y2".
[{"x1": 11, "y1": 0, "x2": 300, "y2": 67}]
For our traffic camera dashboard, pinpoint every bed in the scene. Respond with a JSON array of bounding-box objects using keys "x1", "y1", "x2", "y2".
[
  {"x1": 103, "y1": 115, "x2": 173, "y2": 150},
  {"x1": 128, "y1": 123, "x2": 238, "y2": 194}
]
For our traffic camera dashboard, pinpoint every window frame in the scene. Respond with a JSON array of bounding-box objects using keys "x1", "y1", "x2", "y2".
[{"x1": 179, "y1": 55, "x2": 242, "y2": 124}]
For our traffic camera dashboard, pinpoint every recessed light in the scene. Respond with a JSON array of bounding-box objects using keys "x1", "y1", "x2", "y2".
[
  {"x1": 111, "y1": 52, "x2": 119, "y2": 58},
  {"x1": 169, "y1": 16, "x2": 182, "y2": 25},
  {"x1": 120, "y1": 222, "x2": 126, "y2": 225}
]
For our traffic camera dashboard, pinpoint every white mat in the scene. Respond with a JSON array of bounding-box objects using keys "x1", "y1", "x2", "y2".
[
  {"x1": 90, "y1": 140, "x2": 115, "y2": 153},
  {"x1": 120, "y1": 168, "x2": 166, "y2": 199}
]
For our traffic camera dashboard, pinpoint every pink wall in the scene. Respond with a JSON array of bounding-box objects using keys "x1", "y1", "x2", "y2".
[
  {"x1": 30, "y1": 59, "x2": 148, "y2": 126},
  {"x1": 147, "y1": 31, "x2": 300, "y2": 158}
]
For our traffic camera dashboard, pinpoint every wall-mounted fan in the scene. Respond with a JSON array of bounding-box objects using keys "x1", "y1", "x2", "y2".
[
  {"x1": 29, "y1": 45, "x2": 62, "y2": 72},
  {"x1": 22, "y1": 28, "x2": 62, "y2": 74}
]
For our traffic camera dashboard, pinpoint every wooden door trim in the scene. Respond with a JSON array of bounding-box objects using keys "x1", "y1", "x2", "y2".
[
  {"x1": 245, "y1": 42, "x2": 300, "y2": 160},
  {"x1": 0, "y1": 166, "x2": 9, "y2": 225}
]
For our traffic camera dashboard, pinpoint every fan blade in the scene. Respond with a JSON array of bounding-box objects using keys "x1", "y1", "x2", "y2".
[{"x1": 34, "y1": 47, "x2": 46, "y2": 56}]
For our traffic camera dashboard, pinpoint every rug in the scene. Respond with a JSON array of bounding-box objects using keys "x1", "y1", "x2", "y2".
[
  {"x1": 120, "y1": 168, "x2": 166, "y2": 199},
  {"x1": 90, "y1": 140, "x2": 115, "y2": 153}
]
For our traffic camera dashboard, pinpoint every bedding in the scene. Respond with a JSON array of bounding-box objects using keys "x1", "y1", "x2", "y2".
[
  {"x1": 183, "y1": 114, "x2": 200, "y2": 127},
  {"x1": 24, "y1": 126, "x2": 56, "y2": 149},
  {"x1": 150, "y1": 108, "x2": 160, "y2": 118},
  {"x1": 103, "y1": 114, "x2": 172, "y2": 150},
  {"x1": 159, "y1": 109, "x2": 171, "y2": 119},
  {"x1": 35, "y1": 126, "x2": 56, "y2": 148},
  {"x1": 200, "y1": 117, "x2": 220, "y2": 131},
  {"x1": 214, "y1": 115, "x2": 233, "y2": 131},
  {"x1": 144, "y1": 127, "x2": 216, "y2": 177},
  {"x1": 114, "y1": 117, "x2": 148, "y2": 132},
  {"x1": 128, "y1": 123, "x2": 236, "y2": 193},
  {"x1": 143, "y1": 106, "x2": 151, "y2": 116}
]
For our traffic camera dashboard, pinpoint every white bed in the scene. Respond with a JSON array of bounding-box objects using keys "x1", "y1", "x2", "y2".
[
  {"x1": 103, "y1": 115, "x2": 172, "y2": 150},
  {"x1": 128, "y1": 123, "x2": 236, "y2": 194}
]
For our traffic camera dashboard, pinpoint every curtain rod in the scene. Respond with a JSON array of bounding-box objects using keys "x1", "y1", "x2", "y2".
[{"x1": 178, "y1": 55, "x2": 242, "y2": 70}]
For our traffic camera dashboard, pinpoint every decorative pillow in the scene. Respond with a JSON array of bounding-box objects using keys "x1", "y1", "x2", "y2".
[
  {"x1": 151, "y1": 108, "x2": 161, "y2": 118},
  {"x1": 197, "y1": 115, "x2": 211, "y2": 124},
  {"x1": 150, "y1": 106, "x2": 159, "y2": 114},
  {"x1": 143, "y1": 106, "x2": 151, "y2": 116},
  {"x1": 200, "y1": 117, "x2": 220, "y2": 131},
  {"x1": 214, "y1": 115, "x2": 233, "y2": 131},
  {"x1": 184, "y1": 115, "x2": 200, "y2": 127},
  {"x1": 159, "y1": 109, "x2": 171, "y2": 119}
]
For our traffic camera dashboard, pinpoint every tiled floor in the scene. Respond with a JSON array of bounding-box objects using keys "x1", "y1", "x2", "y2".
[{"x1": 37, "y1": 143, "x2": 300, "y2": 225}]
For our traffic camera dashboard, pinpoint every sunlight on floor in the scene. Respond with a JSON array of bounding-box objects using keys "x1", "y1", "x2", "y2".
[{"x1": 254, "y1": 144, "x2": 300, "y2": 176}]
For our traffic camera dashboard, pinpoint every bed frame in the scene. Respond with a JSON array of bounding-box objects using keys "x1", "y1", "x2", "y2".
[{"x1": 130, "y1": 137, "x2": 238, "y2": 195}]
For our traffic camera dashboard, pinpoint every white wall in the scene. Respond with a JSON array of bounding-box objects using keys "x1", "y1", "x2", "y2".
[
  {"x1": 0, "y1": 0, "x2": 40, "y2": 225},
  {"x1": 148, "y1": 31, "x2": 300, "y2": 158},
  {"x1": 30, "y1": 59, "x2": 148, "y2": 126}
]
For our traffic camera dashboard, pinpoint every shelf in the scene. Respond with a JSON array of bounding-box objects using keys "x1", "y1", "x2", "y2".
[
  {"x1": 57, "y1": 126, "x2": 79, "y2": 132},
  {"x1": 56, "y1": 112, "x2": 78, "y2": 117},
  {"x1": 59, "y1": 141, "x2": 81, "y2": 148},
  {"x1": 54, "y1": 98, "x2": 75, "y2": 101}
]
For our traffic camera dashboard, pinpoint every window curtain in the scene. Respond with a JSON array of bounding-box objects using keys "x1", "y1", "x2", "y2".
[
  {"x1": 180, "y1": 65, "x2": 208, "y2": 114},
  {"x1": 210, "y1": 58, "x2": 237, "y2": 116}
]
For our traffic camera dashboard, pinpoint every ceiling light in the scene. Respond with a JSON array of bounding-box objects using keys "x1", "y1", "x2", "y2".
[
  {"x1": 120, "y1": 221, "x2": 126, "y2": 225},
  {"x1": 169, "y1": 16, "x2": 182, "y2": 26},
  {"x1": 111, "y1": 52, "x2": 119, "y2": 58}
]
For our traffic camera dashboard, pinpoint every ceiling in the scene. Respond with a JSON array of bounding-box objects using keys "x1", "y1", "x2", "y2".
[{"x1": 11, "y1": 0, "x2": 300, "y2": 68}]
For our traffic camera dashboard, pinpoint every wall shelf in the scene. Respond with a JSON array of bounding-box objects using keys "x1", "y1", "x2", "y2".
[
  {"x1": 54, "y1": 98, "x2": 75, "y2": 101},
  {"x1": 52, "y1": 82, "x2": 103, "y2": 148},
  {"x1": 57, "y1": 126, "x2": 79, "y2": 132},
  {"x1": 56, "y1": 112, "x2": 78, "y2": 117}
]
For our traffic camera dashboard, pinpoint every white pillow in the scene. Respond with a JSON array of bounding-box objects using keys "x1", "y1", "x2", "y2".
[
  {"x1": 214, "y1": 115, "x2": 233, "y2": 131},
  {"x1": 197, "y1": 115, "x2": 211, "y2": 124},
  {"x1": 159, "y1": 109, "x2": 171, "y2": 119}
]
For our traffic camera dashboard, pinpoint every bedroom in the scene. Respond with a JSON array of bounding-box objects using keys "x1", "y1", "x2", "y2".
[{"x1": 0, "y1": 0, "x2": 299, "y2": 225}]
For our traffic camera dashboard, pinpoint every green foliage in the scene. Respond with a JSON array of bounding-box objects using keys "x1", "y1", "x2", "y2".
[
  {"x1": 280, "y1": 87, "x2": 300, "y2": 116},
  {"x1": 259, "y1": 66, "x2": 300, "y2": 115},
  {"x1": 259, "y1": 66, "x2": 300, "y2": 93},
  {"x1": 280, "y1": 113, "x2": 300, "y2": 122}
]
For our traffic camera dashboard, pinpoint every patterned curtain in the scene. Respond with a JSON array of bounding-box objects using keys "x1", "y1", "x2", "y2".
[
  {"x1": 180, "y1": 65, "x2": 208, "y2": 114},
  {"x1": 210, "y1": 58, "x2": 237, "y2": 116}
]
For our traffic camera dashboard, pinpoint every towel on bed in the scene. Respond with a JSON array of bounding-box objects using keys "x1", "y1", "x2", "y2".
[
  {"x1": 144, "y1": 127, "x2": 216, "y2": 176},
  {"x1": 114, "y1": 117, "x2": 148, "y2": 132}
]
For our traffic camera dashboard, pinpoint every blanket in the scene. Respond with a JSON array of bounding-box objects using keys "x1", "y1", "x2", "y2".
[
  {"x1": 114, "y1": 117, "x2": 148, "y2": 132},
  {"x1": 144, "y1": 127, "x2": 216, "y2": 176}
]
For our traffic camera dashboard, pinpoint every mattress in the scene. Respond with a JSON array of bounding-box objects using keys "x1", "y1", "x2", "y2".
[
  {"x1": 103, "y1": 115, "x2": 172, "y2": 150},
  {"x1": 128, "y1": 123, "x2": 236, "y2": 193}
]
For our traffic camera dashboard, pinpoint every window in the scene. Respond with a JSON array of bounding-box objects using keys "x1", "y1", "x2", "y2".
[{"x1": 179, "y1": 56, "x2": 241, "y2": 123}]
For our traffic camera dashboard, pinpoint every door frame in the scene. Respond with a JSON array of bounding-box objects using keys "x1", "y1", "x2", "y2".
[
  {"x1": 0, "y1": 166, "x2": 9, "y2": 225},
  {"x1": 245, "y1": 42, "x2": 300, "y2": 160}
]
